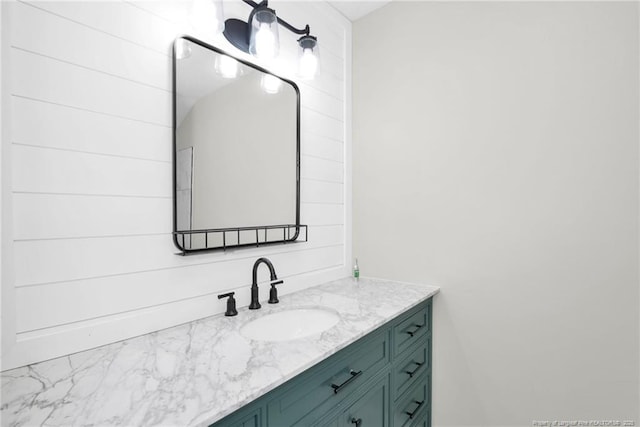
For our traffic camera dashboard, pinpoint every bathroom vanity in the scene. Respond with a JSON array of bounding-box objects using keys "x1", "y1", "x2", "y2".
[
  {"x1": 215, "y1": 296, "x2": 433, "y2": 427},
  {"x1": 0, "y1": 277, "x2": 439, "y2": 426}
]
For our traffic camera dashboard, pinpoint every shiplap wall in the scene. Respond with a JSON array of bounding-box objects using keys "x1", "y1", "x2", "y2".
[{"x1": 1, "y1": 0, "x2": 351, "y2": 370}]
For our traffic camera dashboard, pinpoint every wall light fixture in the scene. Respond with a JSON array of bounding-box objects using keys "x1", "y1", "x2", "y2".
[{"x1": 223, "y1": 0, "x2": 320, "y2": 79}]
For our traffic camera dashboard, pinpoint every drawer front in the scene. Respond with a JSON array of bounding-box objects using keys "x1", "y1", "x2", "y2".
[
  {"x1": 393, "y1": 377, "x2": 430, "y2": 427},
  {"x1": 393, "y1": 338, "x2": 430, "y2": 400},
  {"x1": 267, "y1": 330, "x2": 389, "y2": 426},
  {"x1": 393, "y1": 301, "x2": 431, "y2": 357},
  {"x1": 338, "y1": 374, "x2": 389, "y2": 427}
]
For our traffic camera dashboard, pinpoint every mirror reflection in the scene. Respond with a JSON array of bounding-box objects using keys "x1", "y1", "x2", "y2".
[{"x1": 173, "y1": 37, "x2": 301, "y2": 252}]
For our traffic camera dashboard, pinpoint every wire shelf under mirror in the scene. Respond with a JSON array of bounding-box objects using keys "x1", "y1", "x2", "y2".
[{"x1": 173, "y1": 224, "x2": 307, "y2": 255}]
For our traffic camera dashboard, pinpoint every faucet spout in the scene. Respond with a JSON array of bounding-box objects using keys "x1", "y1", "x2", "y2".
[
  {"x1": 249, "y1": 257, "x2": 280, "y2": 310},
  {"x1": 253, "y1": 257, "x2": 278, "y2": 285}
]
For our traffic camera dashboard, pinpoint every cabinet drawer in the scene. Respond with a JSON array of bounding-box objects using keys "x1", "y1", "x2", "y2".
[
  {"x1": 393, "y1": 338, "x2": 430, "y2": 400},
  {"x1": 393, "y1": 301, "x2": 431, "y2": 357},
  {"x1": 338, "y1": 374, "x2": 389, "y2": 427},
  {"x1": 266, "y1": 330, "x2": 389, "y2": 426},
  {"x1": 393, "y1": 377, "x2": 430, "y2": 427}
]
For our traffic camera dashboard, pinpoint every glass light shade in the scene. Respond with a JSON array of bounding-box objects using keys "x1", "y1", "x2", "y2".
[
  {"x1": 298, "y1": 36, "x2": 319, "y2": 80},
  {"x1": 261, "y1": 74, "x2": 282, "y2": 94},
  {"x1": 249, "y1": 8, "x2": 280, "y2": 59},
  {"x1": 191, "y1": 0, "x2": 224, "y2": 35},
  {"x1": 215, "y1": 54, "x2": 242, "y2": 79}
]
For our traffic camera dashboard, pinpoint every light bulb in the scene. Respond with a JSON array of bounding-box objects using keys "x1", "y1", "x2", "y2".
[
  {"x1": 299, "y1": 48, "x2": 318, "y2": 80},
  {"x1": 261, "y1": 74, "x2": 282, "y2": 94},
  {"x1": 216, "y1": 55, "x2": 240, "y2": 79},
  {"x1": 249, "y1": 8, "x2": 279, "y2": 59},
  {"x1": 255, "y1": 23, "x2": 277, "y2": 59},
  {"x1": 297, "y1": 35, "x2": 319, "y2": 80}
]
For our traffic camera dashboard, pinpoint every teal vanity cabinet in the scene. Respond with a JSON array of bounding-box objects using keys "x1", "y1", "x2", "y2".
[{"x1": 212, "y1": 297, "x2": 433, "y2": 427}]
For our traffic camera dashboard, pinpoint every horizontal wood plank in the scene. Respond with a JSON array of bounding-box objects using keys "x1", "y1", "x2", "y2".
[
  {"x1": 11, "y1": 48, "x2": 171, "y2": 126},
  {"x1": 12, "y1": 144, "x2": 171, "y2": 197},
  {"x1": 302, "y1": 107, "x2": 344, "y2": 142},
  {"x1": 301, "y1": 132, "x2": 344, "y2": 163},
  {"x1": 301, "y1": 202, "x2": 344, "y2": 226},
  {"x1": 13, "y1": 193, "x2": 172, "y2": 240},
  {"x1": 301, "y1": 155, "x2": 344, "y2": 183},
  {"x1": 299, "y1": 82, "x2": 344, "y2": 121},
  {"x1": 301, "y1": 180, "x2": 344, "y2": 204},
  {"x1": 11, "y1": 97, "x2": 171, "y2": 162},
  {"x1": 21, "y1": 0, "x2": 182, "y2": 55},
  {"x1": 12, "y1": 1, "x2": 170, "y2": 90}
]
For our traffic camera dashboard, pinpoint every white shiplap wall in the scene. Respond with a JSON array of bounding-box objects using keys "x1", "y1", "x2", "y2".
[{"x1": 1, "y1": 0, "x2": 351, "y2": 370}]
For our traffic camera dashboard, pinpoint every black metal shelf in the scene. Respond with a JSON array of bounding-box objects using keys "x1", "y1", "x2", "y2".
[{"x1": 173, "y1": 224, "x2": 307, "y2": 255}]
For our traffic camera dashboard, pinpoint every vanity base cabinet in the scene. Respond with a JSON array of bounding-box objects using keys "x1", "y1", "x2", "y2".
[{"x1": 211, "y1": 298, "x2": 432, "y2": 427}]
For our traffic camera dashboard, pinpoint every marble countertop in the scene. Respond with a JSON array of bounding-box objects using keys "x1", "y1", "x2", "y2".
[{"x1": 1, "y1": 277, "x2": 439, "y2": 426}]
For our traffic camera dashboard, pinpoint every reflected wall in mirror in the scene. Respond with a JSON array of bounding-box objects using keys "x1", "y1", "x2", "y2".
[{"x1": 173, "y1": 36, "x2": 304, "y2": 253}]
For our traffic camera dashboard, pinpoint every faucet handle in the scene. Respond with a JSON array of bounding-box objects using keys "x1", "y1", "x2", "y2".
[
  {"x1": 268, "y1": 280, "x2": 283, "y2": 304},
  {"x1": 218, "y1": 292, "x2": 238, "y2": 316}
]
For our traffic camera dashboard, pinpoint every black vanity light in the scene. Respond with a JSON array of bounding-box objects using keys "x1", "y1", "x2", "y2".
[{"x1": 223, "y1": 0, "x2": 320, "y2": 79}]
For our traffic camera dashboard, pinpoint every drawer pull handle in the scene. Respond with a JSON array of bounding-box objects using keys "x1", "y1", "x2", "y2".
[
  {"x1": 405, "y1": 361, "x2": 423, "y2": 378},
  {"x1": 405, "y1": 400, "x2": 425, "y2": 419},
  {"x1": 406, "y1": 324, "x2": 424, "y2": 337},
  {"x1": 331, "y1": 370, "x2": 362, "y2": 394},
  {"x1": 351, "y1": 418, "x2": 362, "y2": 426}
]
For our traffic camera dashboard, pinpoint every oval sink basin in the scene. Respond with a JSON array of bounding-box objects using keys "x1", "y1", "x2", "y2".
[{"x1": 240, "y1": 308, "x2": 340, "y2": 342}]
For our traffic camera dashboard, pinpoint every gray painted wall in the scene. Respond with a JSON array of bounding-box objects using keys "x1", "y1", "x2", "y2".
[{"x1": 353, "y1": 2, "x2": 639, "y2": 425}]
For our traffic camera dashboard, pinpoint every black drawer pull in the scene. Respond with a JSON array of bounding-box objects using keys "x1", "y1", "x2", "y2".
[
  {"x1": 405, "y1": 324, "x2": 424, "y2": 337},
  {"x1": 351, "y1": 418, "x2": 362, "y2": 426},
  {"x1": 405, "y1": 400, "x2": 425, "y2": 419},
  {"x1": 331, "y1": 370, "x2": 362, "y2": 394},
  {"x1": 405, "y1": 361, "x2": 423, "y2": 378}
]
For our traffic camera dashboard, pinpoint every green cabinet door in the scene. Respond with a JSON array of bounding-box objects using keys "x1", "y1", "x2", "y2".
[{"x1": 338, "y1": 374, "x2": 390, "y2": 427}]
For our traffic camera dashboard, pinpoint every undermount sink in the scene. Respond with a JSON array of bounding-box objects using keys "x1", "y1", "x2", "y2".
[{"x1": 240, "y1": 308, "x2": 340, "y2": 342}]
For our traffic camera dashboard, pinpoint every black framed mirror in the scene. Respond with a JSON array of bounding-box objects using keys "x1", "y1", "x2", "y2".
[{"x1": 172, "y1": 36, "x2": 306, "y2": 254}]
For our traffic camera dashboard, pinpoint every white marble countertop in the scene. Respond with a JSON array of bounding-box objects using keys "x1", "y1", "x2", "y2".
[{"x1": 1, "y1": 277, "x2": 439, "y2": 427}]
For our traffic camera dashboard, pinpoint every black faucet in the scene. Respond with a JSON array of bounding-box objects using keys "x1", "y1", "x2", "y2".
[{"x1": 249, "y1": 257, "x2": 283, "y2": 309}]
